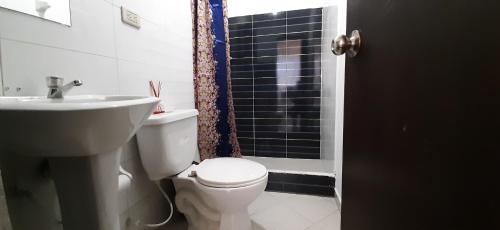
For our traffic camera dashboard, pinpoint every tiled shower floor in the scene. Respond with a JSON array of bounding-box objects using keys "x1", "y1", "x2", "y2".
[
  {"x1": 250, "y1": 192, "x2": 340, "y2": 230},
  {"x1": 244, "y1": 156, "x2": 334, "y2": 177}
]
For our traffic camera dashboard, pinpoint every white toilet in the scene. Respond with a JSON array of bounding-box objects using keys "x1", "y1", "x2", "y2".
[{"x1": 136, "y1": 109, "x2": 268, "y2": 230}]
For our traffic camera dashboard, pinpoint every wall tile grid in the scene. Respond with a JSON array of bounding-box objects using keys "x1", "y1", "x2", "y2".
[
  {"x1": 229, "y1": 8, "x2": 323, "y2": 159},
  {"x1": 0, "y1": 0, "x2": 193, "y2": 229}
]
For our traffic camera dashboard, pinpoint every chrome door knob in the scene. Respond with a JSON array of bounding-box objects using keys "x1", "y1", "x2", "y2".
[{"x1": 331, "y1": 30, "x2": 362, "y2": 57}]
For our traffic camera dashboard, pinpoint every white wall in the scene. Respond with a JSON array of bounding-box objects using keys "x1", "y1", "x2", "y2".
[
  {"x1": 320, "y1": 6, "x2": 337, "y2": 162},
  {"x1": 0, "y1": 0, "x2": 194, "y2": 229},
  {"x1": 333, "y1": 0, "x2": 346, "y2": 202},
  {"x1": 320, "y1": 0, "x2": 346, "y2": 202},
  {"x1": 0, "y1": 0, "x2": 194, "y2": 109},
  {"x1": 0, "y1": 0, "x2": 71, "y2": 25}
]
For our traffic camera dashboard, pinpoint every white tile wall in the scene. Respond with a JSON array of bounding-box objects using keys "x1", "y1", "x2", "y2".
[
  {"x1": 0, "y1": 0, "x2": 194, "y2": 229},
  {"x1": 0, "y1": 0, "x2": 116, "y2": 57},
  {"x1": 332, "y1": 0, "x2": 347, "y2": 202},
  {"x1": 0, "y1": 0, "x2": 194, "y2": 106},
  {"x1": 320, "y1": 5, "x2": 338, "y2": 163},
  {"x1": 1, "y1": 39, "x2": 119, "y2": 96},
  {"x1": 320, "y1": 0, "x2": 347, "y2": 201}
]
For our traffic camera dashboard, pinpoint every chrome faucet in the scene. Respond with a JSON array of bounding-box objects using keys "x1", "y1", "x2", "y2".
[{"x1": 46, "y1": 76, "x2": 83, "y2": 99}]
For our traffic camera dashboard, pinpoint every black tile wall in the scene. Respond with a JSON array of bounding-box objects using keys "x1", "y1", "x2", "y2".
[{"x1": 229, "y1": 8, "x2": 322, "y2": 159}]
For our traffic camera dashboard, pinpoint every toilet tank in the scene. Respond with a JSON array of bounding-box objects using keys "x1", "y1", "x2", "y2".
[{"x1": 136, "y1": 109, "x2": 199, "y2": 181}]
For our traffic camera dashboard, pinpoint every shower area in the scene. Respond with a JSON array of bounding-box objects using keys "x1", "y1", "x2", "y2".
[{"x1": 227, "y1": 0, "x2": 344, "y2": 197}]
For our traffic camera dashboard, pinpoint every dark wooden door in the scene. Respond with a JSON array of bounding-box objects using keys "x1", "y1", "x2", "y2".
[{"x1": 342, "y1": 1, "x2": 500, "y2": 230}]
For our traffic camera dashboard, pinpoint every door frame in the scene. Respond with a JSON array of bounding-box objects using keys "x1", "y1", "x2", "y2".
[{"x1": 333, "y1": 0, "x2": 347, "y2": 203}]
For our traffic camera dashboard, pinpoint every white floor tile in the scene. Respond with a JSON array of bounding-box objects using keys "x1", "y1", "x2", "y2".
[
  {"x1": 252, "y1": 221, "x2": 267, "y2": 230},
  {"x1": 306, "y1": 211, "x2": 341, "y2": 230},
  {"x1": 284, "y1": 194, "x2": 338, "y2": 223},
  {"x1": 323, "y1": 197, "x2": 339, "y2": 209},
  {"x1": 251, "y1": 203, "x2": 313, "y2": 230},
  {"x1": 248, "y1": 192, "x2": 283, "y2": 215},
  {"x1": 266, "y1": 191, "x2": 296, "y2": 202},
  {"x1": 249, "y1": 192, "x2": 340, "y2": 230}
]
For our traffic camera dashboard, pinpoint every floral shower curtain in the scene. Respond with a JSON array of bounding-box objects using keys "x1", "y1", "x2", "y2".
[{"x1": 192, "y1": 0, "x2": 241, "y2": 160}]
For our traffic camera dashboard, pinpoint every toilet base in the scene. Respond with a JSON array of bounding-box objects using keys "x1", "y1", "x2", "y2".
[
  {"x1": 176, "y1": 194, "x2": 252, "y2": 230},
  {"x1": 171, "y1": 162, "x2": 267, "y2": 230},
  {"x1": 175, "y1": 189, "x2": 220, "y2": 230}
]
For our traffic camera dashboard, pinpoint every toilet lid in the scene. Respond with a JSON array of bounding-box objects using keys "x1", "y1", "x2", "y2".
[{"x1": 195, "y1": 158, "x2": 268, "y2": 188}]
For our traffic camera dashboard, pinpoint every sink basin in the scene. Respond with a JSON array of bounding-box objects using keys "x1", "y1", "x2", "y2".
[
  {"x1": 0, "y1": 95, "x2": 156, "y2": 109},
  {"x1": 0, "y1": 95, "x2": 159, "y2": 156},
  {"x1": 0, "y1": 95, "x2": 159, "y2": 230}
]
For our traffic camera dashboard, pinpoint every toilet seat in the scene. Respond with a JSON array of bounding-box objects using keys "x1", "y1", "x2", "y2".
[{"x1": 195, "y1": 158, "x2": 268, "y2": 188}]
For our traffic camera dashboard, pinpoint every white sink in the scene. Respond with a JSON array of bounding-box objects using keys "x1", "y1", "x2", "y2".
[
  {"x1": 0, "y1": 95, "x2": 156, "y2": 109},
  {"x1": 0, "y1": 95, "x2": 159, "y2": 230},
  {"x1": 0, "y1": 95, "x2": 159, "y2": 156}
]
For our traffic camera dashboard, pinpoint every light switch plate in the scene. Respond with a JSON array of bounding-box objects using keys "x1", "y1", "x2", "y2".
[{"x1": 121, "y1": 7, "x2": 141, "y2": 29}]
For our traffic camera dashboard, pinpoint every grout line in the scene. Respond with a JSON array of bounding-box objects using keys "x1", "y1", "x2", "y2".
[
  {"x1": 232, "y1": 76, "x2": 322, "y2": 80},
  {"x1": 232, "y1": 38, "x2": 322, "y2": 46},
  {"x1": 231, "y1": 45, "x2": 321, "y2": 54},
  {"x1": 233, "y1": 60, "x2": 321, "y2": 67},
  {"x1": 233, "y1": 90, "x2": 321, "y2": 92},
  {"x1": 229, "y1": 13, "x2": 323, "y2": 25},
  {"x1": 235, "y1": 117, "x2": 321, "y2": 120},
  {"x1": 285, "y1": 10, "x2": 289, "y2": 158},
  {"x1": 110, "y1": 4, "x2": 122, "y2": 95},
  {"x1": 251, "y1": 16, "x2": 256, "y2": 157},
  {"x1": 230, "y1": 21, "x2": 323, "y2": 32},
  {"x1": 231, "y1": 39, "x2": 322, "y2": 48},
  {"x1": 234, "y1": 98, "x2": 320, "y2": 100},
  {"x1": 0, "y1": 37, "x2": 116, "y2": 60},
  {"x1": 233, "y1": 84, "x2": 321, "y2": 87},
  {"x1": 230, "y1": 29, "x2": 323, "y2": 40},
  {"x1": 235, "y1": 124, "x2": 321, "y2": 127},
  {"x1": 231, "y1": 53, "x2": 321, "y2": 60}
]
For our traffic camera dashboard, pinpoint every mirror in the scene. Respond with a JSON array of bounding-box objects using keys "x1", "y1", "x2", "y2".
[{"x1": 0, "y1": 0, "x2": 71, "y2": 26}]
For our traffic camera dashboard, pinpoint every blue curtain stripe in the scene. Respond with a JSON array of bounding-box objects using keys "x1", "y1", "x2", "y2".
[{"x1": 209, "y1": 0, "x2": 232, "y2": 157}]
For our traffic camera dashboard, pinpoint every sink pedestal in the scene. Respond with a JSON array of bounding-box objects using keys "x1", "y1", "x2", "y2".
[
  {"x1": 0, "y1": 95, "x2": 159, "y2": 230},
  {"x1": 49, "y1": 151, "x2": 120, "y2": 230}
]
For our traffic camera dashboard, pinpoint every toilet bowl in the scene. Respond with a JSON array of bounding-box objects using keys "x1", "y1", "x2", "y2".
[
  {"x1": 174, "y1": 158, "x2": 267, "y2": 230},
  {"x1": 135, "y1": 109, "x2": 268, "y2": 230}
]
